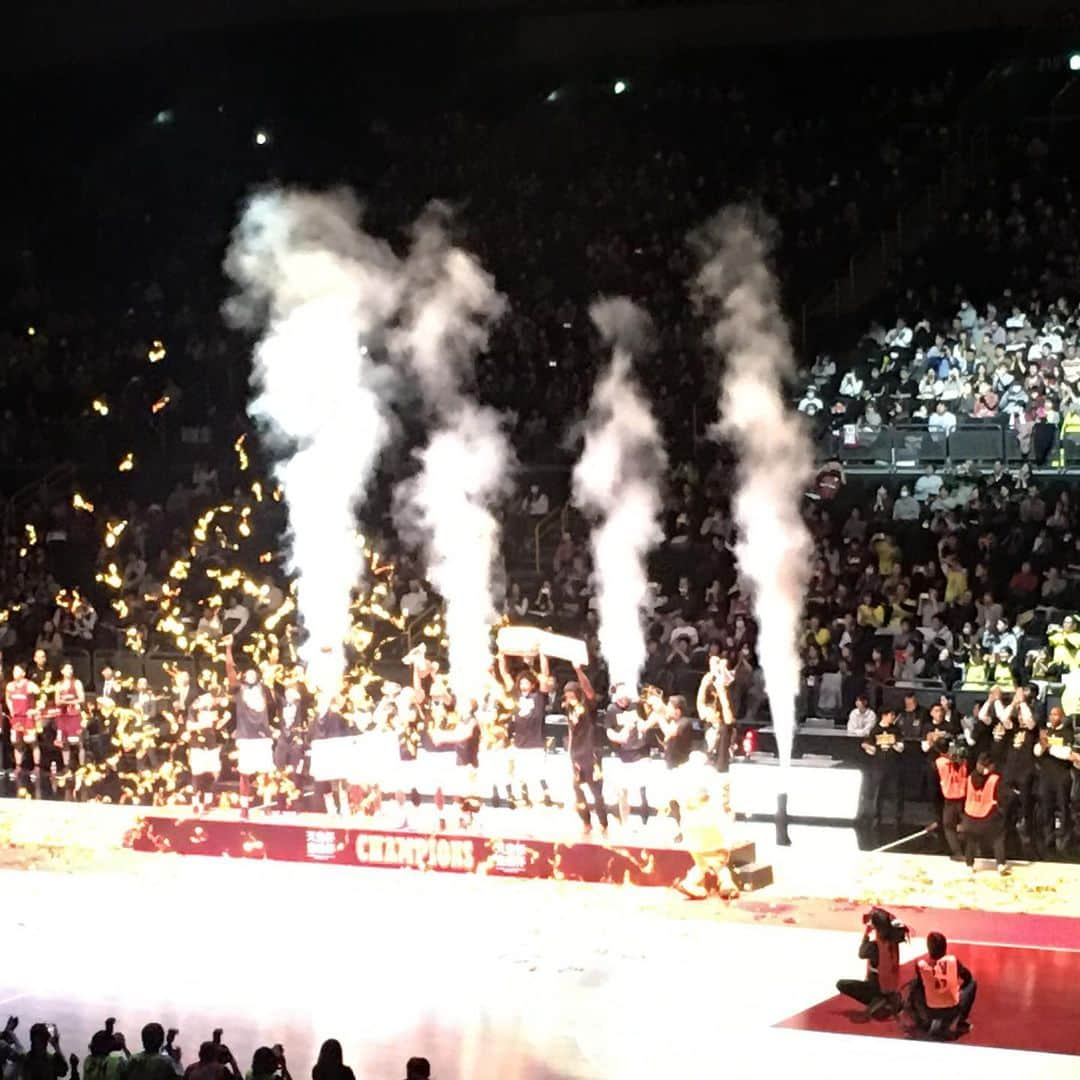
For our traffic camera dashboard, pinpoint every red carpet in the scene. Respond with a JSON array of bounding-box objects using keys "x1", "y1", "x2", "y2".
[
  {"x1": 778, "y1": 942, "x2": 1080, "y2": 1056},
  {"x1": 738, "y1": 898, "x2": 1080, "y2": 950}
]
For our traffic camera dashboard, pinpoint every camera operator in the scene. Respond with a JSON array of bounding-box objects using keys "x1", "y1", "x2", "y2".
[{"x1": 836, "y1": 907, "x2": 909, "y2": 1017}]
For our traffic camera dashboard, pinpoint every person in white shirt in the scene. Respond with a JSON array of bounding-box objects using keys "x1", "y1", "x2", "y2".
[
  {"x1": 885, "y1": 318, "x2": 914, "y2": 349},
  {"x1": 811, "y1": 354, "x2": 836, "y2": 385},
  {"x1": 798, "y1": 386, "x2": 825, "y2": 413},
  {"x1": 917, "y1": 370, "x2": 941, "y2": 401},
  {"x1": 399, "y1": 579, "x2": 429, "y2": 619},
  {"x1": 1005, "y1": 306, "x2": 1027, "y2": 330},
  {"x1": 847, "y1": 695, "x2": 877, "y2": 736},
  {"x1": 838, "y1": 370, "x2": 864, "y2": 398},
  {"x1": 521, "y1": 484, "x2": 550, "y2": 517},
  {"x1": 892, "y1": 487, "x2": 921, "y2": 521},
  {"x1": 914, "y1": 464, "x2": 943, "y2": 503},
  {"x1": 957, "y1": 300, "x2": 977, "y2": 332},
  {"x1": 938, "y1": 369, "x2": 964, "y2": 402},
  {"x1": 928, "y1": 402, "x2": 957, "y2": 437}
]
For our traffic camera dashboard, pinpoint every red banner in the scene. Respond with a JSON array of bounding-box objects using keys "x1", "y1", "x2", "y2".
[{"x1": 126, "y1": 813, "x2": 699, "y2": 887}]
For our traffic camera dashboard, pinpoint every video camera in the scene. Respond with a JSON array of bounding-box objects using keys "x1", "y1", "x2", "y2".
[{"x1": 862, "y1": 906, "x2": 911, "y2": 944}]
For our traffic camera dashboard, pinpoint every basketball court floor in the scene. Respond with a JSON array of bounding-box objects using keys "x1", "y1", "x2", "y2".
[{"x1": 1, "y1": 806, "x2": 1078, "y2": 1080}]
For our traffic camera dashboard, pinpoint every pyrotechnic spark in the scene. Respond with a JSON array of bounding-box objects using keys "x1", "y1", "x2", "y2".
[
  {"x1": 118, "y1": 452, "x2": 135, "y2": 472},
  {"x1": 72, "y1": 493, "x2": 95, "y2": 513},
  {"x1": 92, "y1": 399, "x2": 110, "y2": 416},
  {"x1": 104, "y1": 520, "x2": 127, "y2": 548},
  {"x1": 148, "y1": 340, "x2": 167, "y2": 363},
  {"x1": 151, "y1": 395, "x2": 171, "y2": 414}
]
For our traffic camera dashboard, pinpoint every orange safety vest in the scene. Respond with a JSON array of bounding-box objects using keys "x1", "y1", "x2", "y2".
[
  {"x1": 874, "y1": 939, "x2": 901, "y2": 994},
  {"x1": 935, "y1": 757, "x2": 968, "y2": 801},
  {"x1": 964, "y1": 773, "x2": 1000, "y2": 819},
  {"x1": 917, "y1": 956, "x2": 960, "y2": 1008}
]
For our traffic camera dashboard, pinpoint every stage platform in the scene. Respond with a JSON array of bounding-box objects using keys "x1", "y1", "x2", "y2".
[
  {"x1": 0, "y1": 798, "x2": 771, "y2": 891},
  {"x1": 124, "y1": 806, "x2": 773, "y2": 890}
]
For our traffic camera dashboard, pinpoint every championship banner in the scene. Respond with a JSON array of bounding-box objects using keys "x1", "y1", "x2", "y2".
[
  {"x1": 127, "y1": 814, "x2": 699, "y2": 887},
  {"x1": 537, "y1": 631, "x2": 588, "y2": 667},
  {"x1": 497, "y1": 626, "x2": 588, "y2": 666},
  {"x1": 496, "y1": 625, "x2": 542, "y2": 656},
  {"x1": 309, "y1": 735, "x2": 360, "y2": 781}
]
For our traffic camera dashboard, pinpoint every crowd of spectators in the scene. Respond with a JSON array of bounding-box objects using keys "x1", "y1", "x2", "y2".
[
  {"x1": 0, "y1": 1015, "x2": 432, "y2": 1080},
  {"x1": 1, "y1": 35, "x2": 1077, "y2": 741}
]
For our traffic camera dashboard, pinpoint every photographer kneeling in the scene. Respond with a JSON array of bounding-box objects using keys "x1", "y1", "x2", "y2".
[{"x1": 836, "y1": 907, "x2": 909, "y2": 1017}]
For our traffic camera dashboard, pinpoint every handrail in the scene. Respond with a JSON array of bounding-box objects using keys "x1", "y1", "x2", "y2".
[
  {"x1": 405, "y1": 601, "x2": 443, "y2": 651},
  {"x1": 533, "y1": 503, "x2": 565, "y2": 575},
  {"x1": 3, "y1": 462, "x2": 75, "y2": 540}
]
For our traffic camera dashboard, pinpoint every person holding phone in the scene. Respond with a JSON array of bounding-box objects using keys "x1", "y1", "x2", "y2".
[{"x1": 20, "y1": 1024, "x2": 69, "y2": 1080}]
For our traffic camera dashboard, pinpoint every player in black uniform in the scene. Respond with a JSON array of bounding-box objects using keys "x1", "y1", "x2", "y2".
[
  {"x1": 1036, "y1": 706, "x2": 1074, "y2": 855},
  {"x1": 562, "y1": 665, "x2": 608, "y2": 837},
  {"x1": 697, "y1": 655, "x2": 736, "y2": 774},
  {"x1": 993, "y1": 687, "x2": 1039, "y2": 854},
  {"x1": 309, "y1": 694, "x2": 352, "y2": 816},
  {"x1": 656, "y1": 694, "x2": 693, "y2": 842},
  {"x1": 604, "y1": 687, "x2": 654, "y2": 829},
  {"x1": 861, "y1": 709, "x2": 906, "y2": 828},
  {"x1": 224, "y1": 636, "x2": 275, "y2": 818},
  {"x1": 497, "y1": 650, "x2": 552, "y2": 808}
]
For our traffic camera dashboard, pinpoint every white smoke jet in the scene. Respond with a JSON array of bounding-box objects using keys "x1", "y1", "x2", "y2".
[
  {"x1": 224, "y1": 188, "x2": 402, "y2": 693},
  {"x1": 572, "y1": 298, "x2": 666, "y2": 694},
  {"x1": 691, "y1": 209, "x2": 814, "y2": 811},
  {"x1": 393, "y1": 207, "x2": 512, "y2": 706}
]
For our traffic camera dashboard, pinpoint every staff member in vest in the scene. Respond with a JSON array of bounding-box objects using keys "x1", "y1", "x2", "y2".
[
  {"x1": 933, "y1": 741, "x2": 968, "y2": 859},
  {"x1": 1035, "y1": 705, "x2": 1074, "y2": 855},
  {"x1": 224, "y1": 636, "x2": 275, "y2": 818},
  {"x1": 562, "y1": 665, "x2": 608, "y2": 838},
  {"x1": 53, "y1": 662, "x2": 86, "y2": 774},
  {"x1": 836, "y1": 907, "x2": 907, "y2": 1017},
  {"x1": 963, "y1": 752, "x2": 1008, "y2": 874},
  {"x1": 861, "y1": 709, "x2": 905, "y2": 828},
  {"x1": 909, "y1": 931, "x2": 976, "y2": 1038},
  {"x1": 6, "y1": 664, "x2": 40, "y2": 777}
]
